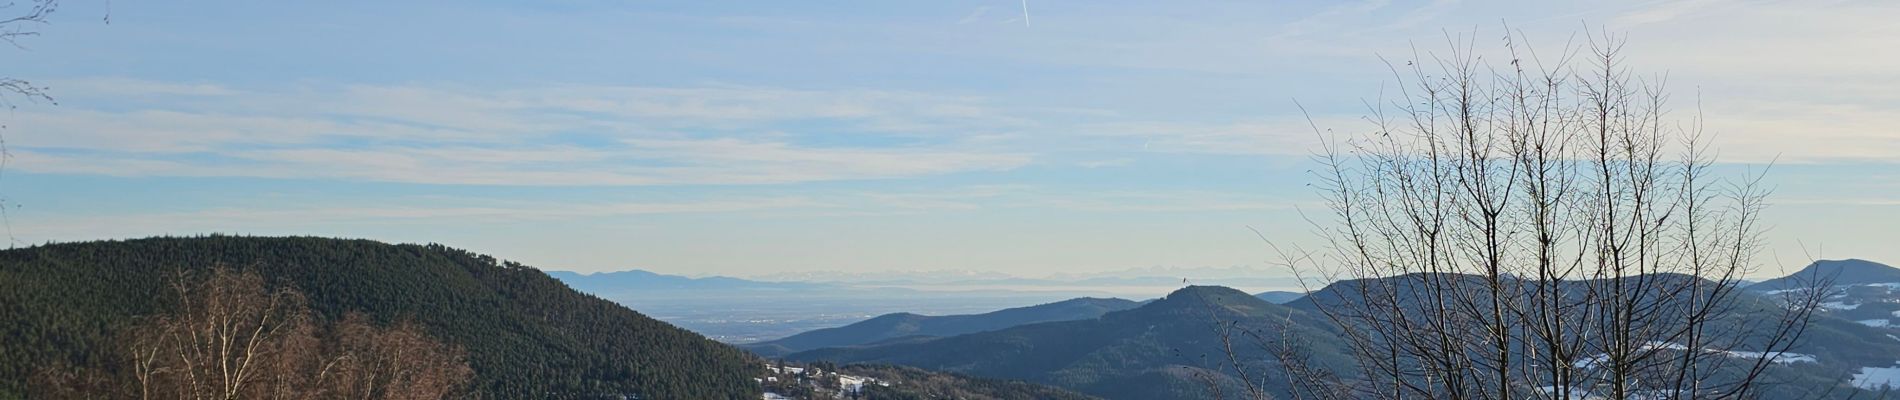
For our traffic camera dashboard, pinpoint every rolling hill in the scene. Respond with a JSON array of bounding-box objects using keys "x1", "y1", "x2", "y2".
[
  {"x1": 1284, "y1": 272, "x2": 1900, "y2": 398},
  {"x1": 745, "y1": 297, "x2": 1141, "y2": 357},
  {"x1": 0, "y1": 236, "x2": 760, "y2": 399},
  {"x1": 794, "y1": 274, "x2": 1900, "y2": 399},
  {"x1": 1750, "y1": 259, "x2": 1900, "y2": 292},
  {"x1": 787, "y1": 286, "x2": 1349, "y2": 399}
]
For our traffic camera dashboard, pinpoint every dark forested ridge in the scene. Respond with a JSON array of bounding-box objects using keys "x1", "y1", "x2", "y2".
[
  {"x1": 1750, "y1": 259, "x2": 1900, "y2": 291},
  {"x1": 791, "y1": 280, "x2": 1900, "y2": 400},
  {"x1": 788, "y1": 286, "x2": 1352, "y2": 400},
  {"x1": 0, "y1": 235, "x2": 760, "y2": 399},
  {"x1": 745, "y1": 297, "x2": 1140, "y2": 357}
]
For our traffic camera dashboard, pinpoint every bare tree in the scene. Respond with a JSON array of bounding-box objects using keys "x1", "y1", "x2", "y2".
[
  {"x1": 126, "y1": 268, "x2": 315, "y2": 400},
  {"x1": 1263, "y1": 29, "x2": 1827, "y2": 400},
  {"x1": 53, "y1": 267, "x2": 477, "y2": 400}
]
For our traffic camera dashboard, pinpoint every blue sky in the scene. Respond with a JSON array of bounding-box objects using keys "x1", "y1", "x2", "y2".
[{"x1": 3, "y1": 0, "x2": 1897, "y2": 277}]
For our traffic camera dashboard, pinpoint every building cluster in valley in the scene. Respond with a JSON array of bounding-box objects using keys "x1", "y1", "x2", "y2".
[{"x1": 759, "y1": 362, "x2": 888, "y2": 399}]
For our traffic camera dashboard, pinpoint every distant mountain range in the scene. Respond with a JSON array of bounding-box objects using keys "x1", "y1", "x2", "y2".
[
  {"x1": 745, "y1": 297, "x2": 1142, "y2": 357},
  {"x1": 750, "y1": 265, "x2": 1303, "y2": 285},
  {"x1": 788, "y1": 286, "x2": 1349, "y2": 399},
  {"x1": 782, "y1": 260, "x2": 1900, "y2": 399},
  {"x1": 558, "y1": 267, "x2": 1307, "y2": 299},
  {"x1": 1750, "y1": 259, "x2": 1900, "y2": 292},
  {"x1": 1749, "y1": 260, "x2": 1900, "y2": 347}
]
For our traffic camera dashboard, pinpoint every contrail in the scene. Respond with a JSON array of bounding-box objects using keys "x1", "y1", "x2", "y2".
[{"x1": 1021, "y1": 0, "x2": 1031, "y2": 27}]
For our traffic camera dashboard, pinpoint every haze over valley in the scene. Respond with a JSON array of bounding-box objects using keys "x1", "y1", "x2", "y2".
[{"x1": 548, "y1": 267, "x2": 1306, "y2": 343}]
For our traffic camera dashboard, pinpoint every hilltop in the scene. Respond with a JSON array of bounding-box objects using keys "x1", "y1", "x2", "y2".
[
  {"x1": 0, "y1": 236, "x2": 759, "y2": 398},
  {"x1": 746, "y1": 297, "x2": 1140, "y2": 357},
  {"x1": 788, "y1": 286, "x2": 1348, "y2": 399},
  {"x1": 1751, "y1": 259, "x2": 1900, "y2": 292}
]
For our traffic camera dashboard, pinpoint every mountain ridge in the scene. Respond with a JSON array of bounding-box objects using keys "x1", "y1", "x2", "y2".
[
  {"x1": 787, "y1": 285, "x2": 1347, "y2": 399},
  {"x1": 795, "y1": 277, "x2": 1900, "y2": 399},
  {"x1": 746, "y1": 297, "x2": 1141, "y2": 357},
  {"x1": 0, "y1": 235, "x2": 761, "y2": 399},
  {"x1": 1751, "y1": 259, "x2": 1900, "y2": 291}
]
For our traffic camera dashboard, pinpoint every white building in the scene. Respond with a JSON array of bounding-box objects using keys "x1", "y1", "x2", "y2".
[{"x1": 838, "y1": 375, "x2": 871, "y2": 393}]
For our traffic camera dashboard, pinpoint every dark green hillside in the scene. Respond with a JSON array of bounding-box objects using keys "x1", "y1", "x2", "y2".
[
  {"x1": 746, "y1": 297, "x2": 1139, "y2": 357},
  {"x1": 846, "y1": 364, "x2": 1100, "y2": 400},
  {"x1": 1752, "y1": 259, "x2": 1900, "y2": 291},
  {"x1": 797, "y1": 278, "x2": 1900, "y2": 399},
  {"x1": 788, "y1": 286, "x2": 1350, "y2": 400},
  {"x1": 0, "y1": 236, "x2": 759, "y2": 399}
]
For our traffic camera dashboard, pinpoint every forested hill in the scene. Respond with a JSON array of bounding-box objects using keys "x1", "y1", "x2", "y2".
[
  {"x1": 1750, "y1": 259, "x2": 1900, "y2": 291},
  {"x1": 745, "y1": 297, "x2": 1140, "y2": 357},
  {"x1": 0, "y1": 236, "x2": 760, "y2": 399},
  {"x1": 788, "y1": 286, "x2": 1350, "y2": 400}
]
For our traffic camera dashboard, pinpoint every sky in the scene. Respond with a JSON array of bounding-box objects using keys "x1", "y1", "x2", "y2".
[{"x1": 1, "y1": 0, "x2": 1897, "y2": 278}]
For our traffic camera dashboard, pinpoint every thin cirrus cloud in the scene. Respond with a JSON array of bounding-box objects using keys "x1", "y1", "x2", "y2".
[
  {"x1": 9, "y1": 78, "x2": 1037, "y2": 186},
  {"x1": 7, "y1": 185, "x2": 1305, "y2": 242},
  {"x1": 8, "y1": 196, "x2": 837, "y2": 242},
  {"x1": 11, "y1": 143, "x2": 1032, "y2": 186},
  {"x1": 14, "y1": 74, "x2": 1892, "y2": 192}
]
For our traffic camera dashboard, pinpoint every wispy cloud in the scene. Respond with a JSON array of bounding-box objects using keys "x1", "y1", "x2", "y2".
[
  {"x1": 9, "y1": 79, "x2": 1036, "y2": 185},
  {"x1": 8, "y1": 196, "x2": 836, "y2": 241}
]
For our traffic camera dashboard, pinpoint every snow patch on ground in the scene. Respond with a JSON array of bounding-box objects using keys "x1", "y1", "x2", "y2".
[
  {"x1": 1822, "y1": 301, "x2": 1862, "y2": 310},
  {"x1": 1854, "y1": 364, "x2": 1900, "y2": 390},
  {"x1": 1573, "y1": 342, "x2": 1690, "y2": 369},
  {"x1": 1645, "y1": 341, "x2": 1690, "y2": 350},
  {"x1": 1573, "y1": 343, "x2": 1815, "y2": 369},
  {"x1": 1532, "y1": 386, "x2": 1595, "y2": 400},
  {"x1": 1718, "y1": 350, "x2": 1817, "y2": 364}
]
